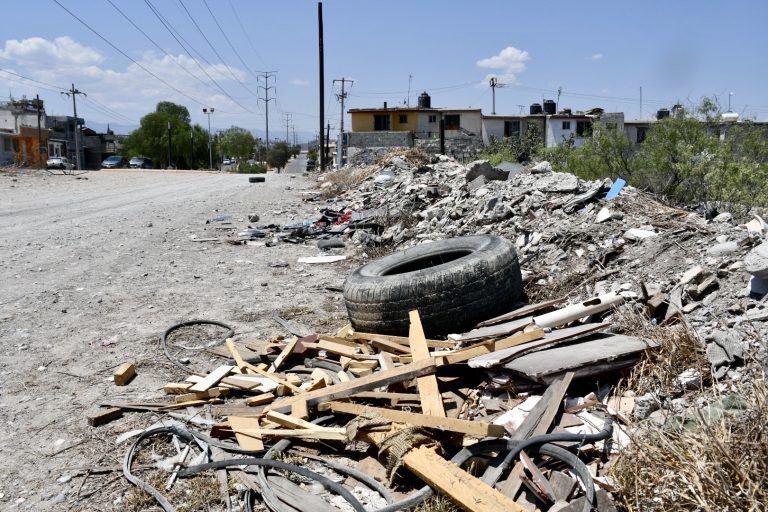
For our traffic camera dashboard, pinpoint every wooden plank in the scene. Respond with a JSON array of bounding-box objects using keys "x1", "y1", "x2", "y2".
[
  {"x1": 269, "y1": 336, "x2": 300, "y2": 372},
  {"x1": 175, "y1": 387, "x2": 229, "y2": 404},
  {"x1": 468, "y1": 323, "x2": 611, "y2": 369},
  {"x1": 475, "y1": 298, "x2": 567, "y2": 328},
  {"x1": 268, "y1": 358, "x2": 436, "y2": 413},
  {"x1": 370, "y1": 337, "x2": 412, "y2": 354},
  {"x1": 324, "y1": 401, "x2": 506, "y2": 437},
  {"x1": 549, "y1": 471, "x2": 577, "y2": 502},
  {"x1": 291, "y1": 400, "x2": 309, "y2": 420},
  {"x1": 359, "y1": 429, "x2": 525, "y2": 512},
  {"x1": 190, "y1": 365, "x2": 234, "y2": 392},
  {"x1": 164, "y1": 382, "x2": 193, "y2": 395},
  {"x1": 86, "y1": 407, "x2": 123, "y2": 427},
  {"x1": 409, "y1": 310, "x2": 445, "y2": 418},
  {"x1": 438, "y1": 328, "x2": 545, "y2": 365},
  {"x1": 265, "y1": 410, "x2": 320, "y2": 430},
  {"x1": 228, "y1": 416, "x2": 264, "y2": 451},
  {"x1": 451, "y1": 317, "x2": 534, "y2": 343},
  {"x1": 352, "y1": 331, "x2": 455, "y2": 349},
  {"x1": 225, "y1": 338, "x2": 248, "y2": 372},
  {"x1": 495, "y1": 373, "x2": 574, "y2": 498},
  {"x1": 503, "y1": 335, "x2": 658, "y2": 381},
  {"x1": 234, "y1": 427, "x2": 348, "y2": 441},
  {"x1": 246, "y1": 393, "x2": 275, "y2": 407},
  {"x1": 113, "y1": 362, "x2": 136, "y2": 386},
  {"x1": 351, "y1": 391, "x2": 421, "y2": 402}
]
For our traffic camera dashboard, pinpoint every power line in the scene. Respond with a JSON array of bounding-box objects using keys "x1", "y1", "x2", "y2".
[
  {"x1": 176, "y1": 0, "x2": 259, "y2": 98},
  {"x1": 106, "y1": 0, "x2": 230, "y2": 100},
  {"x1": 142, "y1": 0, "x2": 253, "y2": 112},
  {"x1": 0, "y1": 67, "x2": 67, "y2": 93},
  {"x1": 52, "y1": 0, "x2": 216, "y2": 109},
  {"x1": 257, "y1": 71, "x2": 277, "y2": 150},
  {"x1": 202, "y1": 0, "x2": 262, "y2": 84},
  {"x1": 226, "y1": 0, "x2": 268, "y2": 69}
]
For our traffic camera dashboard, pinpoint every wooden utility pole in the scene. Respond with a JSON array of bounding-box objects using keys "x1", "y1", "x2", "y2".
[
  {"x1": 61, "y1": 84, "x2": 85, "y2": 170},
  {"x1": 318, "y1": 1, "x2": 325, "y2": 170},
  {"x1": 35, "y1": 94, "x2": 44, "y2": 167}
]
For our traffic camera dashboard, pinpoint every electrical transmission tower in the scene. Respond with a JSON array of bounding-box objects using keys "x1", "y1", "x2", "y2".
[
  {"x1": 257, "y1": 71, "x2": 277, "y2": 150},
  {"x1": 282, "y1": 112, "x2": 292, "y2": 144}
]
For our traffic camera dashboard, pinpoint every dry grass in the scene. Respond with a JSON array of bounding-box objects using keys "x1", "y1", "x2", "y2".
[
  {"x1": 611, "y1": 377, "x2": 768, "y2": 511},
  {"x1": 411, "y1": 495, "x2": 462, "y2": 512},
  {"x1": 613, "y1": 307, "x2": 710, "y2": 396},
  {"x1": 320, "y1": 165, "x2": 379, "y2": 197}
]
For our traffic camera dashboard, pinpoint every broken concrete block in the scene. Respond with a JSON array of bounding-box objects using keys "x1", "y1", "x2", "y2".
[
  {"x1": 744, "y1": 241, "x2": 768, "y2": 279},
  {"x1": 595, "y1": 207, "x2": 612, "y2": 224},
  {"x1": 713, "y1": 212, "x2": 733, "y2": 223},
  {"x1": 623, "y1": 228, "x2": 657, "y2": 241},
  {"x1": 530, "y1": 160, "x2": 553, "y2": 173},
  {"x1": 465, "y1": 160, "x2": 509, "y2": 181},
  {"x1": 633, "y1": 393, "x2": 658, "y2": 420},
  {"x1": 705, "y1": 331, "x2": 744, "y2": 367},
  {"x1": 467, "y1": 174, "x2": 487, "y2": 192},
  {"x1": 680, "y1": 265, "x2": 704, "y2": 285},
  {"x1": 707, "y1": 240, "x2": 739, "y2": 256},
  {"x1": 535, "y1": 172, "x2": 579, "y2": 192}
]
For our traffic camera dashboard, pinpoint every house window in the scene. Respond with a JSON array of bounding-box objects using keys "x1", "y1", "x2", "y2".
[
  {"x1": 398, "y1": 114, "x2": 408, "y2": 124},
  {"x1": 576, "y1": 120, "x2": 592, "y2": 137},
  {"x1": 373, "y1": 114, "x2": 390, "y2": 131},
  {"x1": 444, "y1": 114, "x2": 460, "y2": 130},
  {"x1": 562, "y1": 121, "x2": 571, "y2": 130},
  {"x1": 2, "y1": 137, "x2": 10, "y2": 152},
  {"x1": 504, "y1": 120, "x2": 521, "y2": 138},
  {"x1": 428, "y1": 115, "x2": 437, "y2": 123},
  {"x1": 636, "y1": 127, "x2": 647, "y2": 143}
]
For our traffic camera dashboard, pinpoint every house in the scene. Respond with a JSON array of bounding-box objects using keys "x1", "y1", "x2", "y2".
[
  {"x1": 0, "y1": 98, "x2": 49, "y2": 166},
  {"x1": 482, "y1": 114, "x2": 545, "y2": 145},
  {"x1": 347, "y1": 92, "x2": 483, "y2": 156}
]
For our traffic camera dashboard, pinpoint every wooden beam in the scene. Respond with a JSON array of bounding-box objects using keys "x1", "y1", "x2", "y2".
[
  {"x1": 164, "y1": 382, "x2": 193, "y2": 395},
  {"x1": 86, "y1": 407, "x2": 123, "y2": 427},
  {"x1": 225, "y1": 339, "x2": 249, "y2": 372},
  {"x1": 352, "y1": 331, "x2": 455, "y2": 349},
  {"x1": 228, "y1": 416, "x2": 264, "y2": 451},
  {"x1": 438, "y1": 328, "x2": 545, "y2": 365},
  {"x1": 113, "y1": 362, "x2": 136, "y2": 386},
  {"x1": 269, "y1": 336, "x2": 300, "y2": 372},
  {"x1": 234, "y1": 427, "x2": 348, "y2": 441},
  {"x1": 409, "y1": 310, "x2": 445, "y2": 417},
  {"x1": 359, "y1": 429, "x2": 525, "y2": 512},
  {"x1": 245, "y1": 393, "x2": 275, "y2": 407},
  {"x1": 268, "y1": 358, "x2": 436, "y2": 413},
  {"x1": 190, "y1": 365, "x2": 234, "y2": 392},
  {"x1": 324, "y1": 401, "x2": 505, "y2": 437}
]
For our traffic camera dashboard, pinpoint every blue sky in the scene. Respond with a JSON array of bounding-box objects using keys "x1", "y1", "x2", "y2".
[{"x1": 1, "y1": 0, "x2": 766, "y2": 140}]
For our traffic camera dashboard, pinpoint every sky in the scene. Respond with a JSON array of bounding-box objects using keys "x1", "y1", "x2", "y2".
[{"x1": 1, "y1": 0, "x2": 767, "y2": 141}]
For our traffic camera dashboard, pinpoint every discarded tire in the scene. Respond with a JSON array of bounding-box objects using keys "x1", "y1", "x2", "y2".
[
  {"x1": 249, "y1": 176, "x2": 265, "y2": 183},
  {"x1": 343, "y1": 235, "x2": 522, "y2": 337}
]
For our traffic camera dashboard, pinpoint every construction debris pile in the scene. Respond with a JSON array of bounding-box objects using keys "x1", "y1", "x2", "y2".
[{"x1": 86, "y1": 150, "x2": 768, "y2": 511}]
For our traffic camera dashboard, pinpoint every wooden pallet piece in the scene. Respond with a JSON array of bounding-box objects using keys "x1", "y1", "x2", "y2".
[
  {"x1": 175, "y1": 387, "x2": 229, "y2": 404},
  {"x1": 245, "y1": 393, "x2": 275, "y2": 407},
  {"x1": 438, "y1": 328, "x2": 545, "y2": 365},
  {"x1": 228, "y1": 416, "x2": 265, "y2": 451},
  {"x1": 322, "y1": 401, "x2": 506, "y2": 437},
  {"x1": 164, "y1": 382, "x2": 193, "y2": 395},
  {"x1": 86, "y1": 407, "x2": 123, "y2": 427},
  {"x1": 268, "y1": 358, "x2": 436, "y2": 413},
  {"x1": 409, "y1": 310, "x2": 445, "y2": 417},
  {"x1": 352, "y1": 331, "x2": 455, "y2": 349},
  {"x1": 269, "y1": 336, "x2": 300, "y2": 372}
]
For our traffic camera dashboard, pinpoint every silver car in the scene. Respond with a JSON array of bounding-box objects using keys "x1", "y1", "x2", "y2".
[{"x1": 46, "y1": 156, "x2": 74, "y2": 170}]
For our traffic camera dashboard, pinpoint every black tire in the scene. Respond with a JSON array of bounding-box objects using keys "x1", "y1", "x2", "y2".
[
  {"x1": 249, "y1": 176, "x2": 265, "y2": 183},
  {"x1": 343, "y1": 235, "x2": 522, "y2": 337}
]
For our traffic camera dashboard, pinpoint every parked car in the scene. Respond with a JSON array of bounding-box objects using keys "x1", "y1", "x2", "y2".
[
  {"x1": 223, "y1": 158, "x2": 234, "y2": 165},
  {"x1": 101, "y1": 155, "x2": 129, "y2": 168},
  {"x1": 129, "y1": 156, "x2": 153, "y2": 169},
  {"x1": 306, "y1": 159, "x2": 316, "y2": 171},
  {"x1": 46, "y1": 156, "x2": 73, "y2": 170}
]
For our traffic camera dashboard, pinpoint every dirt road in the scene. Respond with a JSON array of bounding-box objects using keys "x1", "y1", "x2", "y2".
[{"x1": 0, "y1": 169, "x2": 351, "y2": 510}]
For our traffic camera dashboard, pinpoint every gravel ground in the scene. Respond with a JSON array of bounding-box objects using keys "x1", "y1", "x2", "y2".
[{"x1": 0, "y1": 168, "x2": 352, "y2": 510}]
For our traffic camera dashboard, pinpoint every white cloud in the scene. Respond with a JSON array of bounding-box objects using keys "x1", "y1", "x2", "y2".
[
  {"x1": 290, "y1": 79, "x2": 309, "y2": 86},
  {"x1": 590, "y1": 53, "x2": 604, "y2": 60},
  {"x1": 0, "y1": 36, "x2": 103, "y2": 67},
  {"x1": 477, "y1": 46, "x2": 530, "y2": 72}
]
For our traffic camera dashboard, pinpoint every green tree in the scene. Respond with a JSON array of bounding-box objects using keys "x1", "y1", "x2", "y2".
[
  {"x1": 548, "y1": 122, "x2": 634, "y2": 181},
  {"x1": 218, "y1": 126, "x2": 256, "y2": 161},
  {"x1": 480, "y1": 124, "x2": 543, "y2": 164},
  {"x1": 266, "y1": 141, "x2": 291, "y2": 171},
  {"x1": 123, "y1": 102, "x2": 200, "y2": 169}
]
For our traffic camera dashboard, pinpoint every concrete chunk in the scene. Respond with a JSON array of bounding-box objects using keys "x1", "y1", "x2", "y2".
[
  {"x1": 744, "y1": 242, "x2": 768, "y2": 279},
  {"x1": 466, "y1": 160, "x2": 509, "y2": 181}
]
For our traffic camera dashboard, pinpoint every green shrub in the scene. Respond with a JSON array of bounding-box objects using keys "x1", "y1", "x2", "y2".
[
  {"x1": 236, "y1": 162, "x2": 267, "y2": 174},
  {"x1": 479, "y1": 125, "x2": 543, "y2": 164}
]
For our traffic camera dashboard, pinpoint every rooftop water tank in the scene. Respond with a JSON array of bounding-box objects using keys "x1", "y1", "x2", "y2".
[
  {"x1": 418, "y1": 91, "x2": 431, "y2": 109},
  {"x1": 657, "y1": 108, "x2": 670, "y2": 120},
  {"x1": 543, "y1": 100, "x2": 556, "y2": 115},
  {"x1": 530, "y1": 103, "x2": 543, "y2": 115}
]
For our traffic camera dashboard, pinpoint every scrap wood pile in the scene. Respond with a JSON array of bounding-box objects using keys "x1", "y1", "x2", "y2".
[{"x1": 98, "y1": 292, "x2": 662, "y2": 512}]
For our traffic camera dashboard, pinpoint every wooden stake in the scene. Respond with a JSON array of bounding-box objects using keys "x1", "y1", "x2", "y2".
[{"x1": 409, "y1": 310, "x2": 445, "y2": 417}]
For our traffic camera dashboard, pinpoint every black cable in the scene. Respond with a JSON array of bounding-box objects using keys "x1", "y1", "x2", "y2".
[{"x1": 161, "y1": 319, "x2": 233, "y2": 372}]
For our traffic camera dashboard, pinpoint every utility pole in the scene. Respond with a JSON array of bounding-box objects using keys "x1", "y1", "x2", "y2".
[
  {"x1": 257, "y1": 70, "x2": 277, "y2": 151},
  {"x1": 167, "y1": 121, "x2": 172, "y2": 169},
  {"x1": 283, "y1": 112, "x2": 292, "y2": 144},
  {"x1": 203, "y1": 107, "x2": 214, "y2": 169},
  {"x1": 292, "y1": 125, "x2": 296, "y2": 147},
  {"x1": 556, "y1": 86, "x2": 562, "y2": 113},
  {"x1": 61, "y1": 84, "x2": 85, "y2": 171},
  {"x1": 333, "y1": 78, "x2": 353, "y2": 134},
  {"x1": 189, "y1": 129, "x2": 194, "y2": 169},
  {"x1": 325, "y1": 122, "x2": 331, "y2": 167},
  {"x1": 318, "y1": 1, "x2": 325, "y2": 170},
  {"x1": 407, "y1": 74, "x2": 413, "y2": 106},
  {"x1": 489, "y1": 77, "x2": 505, "y2": 115},
  {"x1": 35, "y1": 94, "x2": 44, "y2": 168}
]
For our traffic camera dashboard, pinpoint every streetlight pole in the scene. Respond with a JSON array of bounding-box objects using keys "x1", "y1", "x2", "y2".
[
  {"x1": 203, "y1": 107, "x2": 214, "y2": 169},
  {"x1": 728, "y1": 92, "x2": 733, "y2": 112}
]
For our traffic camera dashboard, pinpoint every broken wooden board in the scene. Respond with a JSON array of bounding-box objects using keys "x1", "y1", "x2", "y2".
[
  {"x1": 228, "y1": 416, "x2": 265, "y2": 451},
  {"x1": 468, "y1": 323, "x2": 611, "y2": 369},
  {"x1": 436, "y1": 328, "x2": 545, "y2": 365},
  {"x1": 450, "y1": 317, "x2": 533, "y2": 343},
  {"x1": 86, "y1": 407, "x2": 123, "y2": 427},
  {"x1": 268, "y1": 358, "x2": 437, "y2": 413},
  {"x1": 409, "y1": 310, "x2": 445, "y2": 417},
  {"x1": 503, "y1": 335, "x2": 657, "y2": 383},
  {"x1": 322, "y1": 401, "x2": 506, "y2": 437},
  {"x1": 189, "y1": 365, "x2": 234, "y2": 392},
  {"x1": 352, "y1": 331, "x2": 455, "y2": 349},
  {"x1": 269, "y1": 336, "x2": 300, "y2": 372},
  {"x1": 475, "y1": 297, "x2": 567, "y2": 328}
]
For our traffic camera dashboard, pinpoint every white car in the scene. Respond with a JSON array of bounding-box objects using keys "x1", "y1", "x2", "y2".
[
  {"x1": 223, "y1": 158, "x2": 233, "y2": 165},
  {"x1": 46, "y1": 156, "x2": 74, "y2": 170}
]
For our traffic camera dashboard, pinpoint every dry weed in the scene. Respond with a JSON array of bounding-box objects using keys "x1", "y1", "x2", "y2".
[
  {"x1": 613, "y1": 307, "x2": 710, "y2": 396},
  {"x1": 320, "y1": 165, "x2": 379, "y2": 197},
  {"x1": 411, "y1": 494, "x2": 462, "y2": 512},
  {"x1": 611, "y1": 377, "x2": 768, "y2": 511}
]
